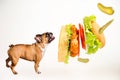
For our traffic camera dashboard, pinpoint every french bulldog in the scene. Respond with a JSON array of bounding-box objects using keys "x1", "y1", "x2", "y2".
[{"x1": 6, "y1": 32, "x2": 55, "y2": 74}]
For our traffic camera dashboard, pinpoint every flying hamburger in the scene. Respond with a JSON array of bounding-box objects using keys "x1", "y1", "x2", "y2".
[{"x1": 58, "y1": 15, "x2": 113, "y2": 63}]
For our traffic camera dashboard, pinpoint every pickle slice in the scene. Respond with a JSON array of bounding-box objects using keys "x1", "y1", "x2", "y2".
[
  {"x1": 78, "y1": 57, "x2": 89, "y2": 63},
  {"x1": 97, "y1": 3, "x2": 114, "y2": 15},
  {"x1": 99, "y1": 19, "x2": 114, "y2": 34}
]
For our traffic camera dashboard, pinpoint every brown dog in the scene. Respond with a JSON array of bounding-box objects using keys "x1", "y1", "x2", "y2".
[{"x1": 6, "y1": 32, "x2": 55, "y2": 74}]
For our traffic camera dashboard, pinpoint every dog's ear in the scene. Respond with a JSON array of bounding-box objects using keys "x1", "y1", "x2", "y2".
[{"x1": 34, "y1": 34, "x2": 42, "y2": 43}]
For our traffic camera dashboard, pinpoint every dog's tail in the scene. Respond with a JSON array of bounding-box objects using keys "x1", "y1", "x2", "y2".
[{"x1": 9, "y1": 44, "x2": 14, "y2": 48}]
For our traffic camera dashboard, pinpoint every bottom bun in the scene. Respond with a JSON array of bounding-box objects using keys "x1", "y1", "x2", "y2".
[{"x1": 58, "y1": 26, "x2": 68, "y2": 62}]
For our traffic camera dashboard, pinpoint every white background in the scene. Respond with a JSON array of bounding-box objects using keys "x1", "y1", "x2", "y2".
[{"x1": 0, "y1": 0, "x2": 120, "y2": 80}]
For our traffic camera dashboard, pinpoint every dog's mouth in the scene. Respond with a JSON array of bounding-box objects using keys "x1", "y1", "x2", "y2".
[{"x1": 48, "y1": 35, "x2": 55, "y2": 43}]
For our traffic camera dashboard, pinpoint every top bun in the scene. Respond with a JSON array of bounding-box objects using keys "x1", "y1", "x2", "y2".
[{"x1": 91, "y1": 21, "x2": 105, "y2": 48}]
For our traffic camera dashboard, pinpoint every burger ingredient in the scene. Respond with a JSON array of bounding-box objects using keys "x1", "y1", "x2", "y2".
[
  {"x1": 91, "y1": 22, "x2": 105, "y2": 48},
  {"x1": 99, "y1": 19, "x2": 114, "y2": 34},
  {"x1": 70, "y1": 25, "x2": 79, "y2": 57},
  {"x1": 97, "y1": 3, "x2": 114, "y2": 15},
  {"x1": 58, "y1": 26, "x2": 70, "y2": 63},
  {"x1": 79, "y1": 23, "x2": 86, "y2": 50},
  {"x1": 78, "y1": 29, "x2": 80, "y2": 56},
  {"x1": 65, "y1": 24, "x2": 73, "y2": 63},
  {"x1": 84, "y1": 15, "x2": 102, "y2": 54},
  {"x1": 78, "y1": 57, "x2": 89, "y2": 63}
]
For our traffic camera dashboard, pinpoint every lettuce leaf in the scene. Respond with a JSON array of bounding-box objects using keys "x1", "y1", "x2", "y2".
[
  {"x1": 64, "y1": 24, "x2": 72, "y2": 63},
  {"x1": 84, "y1": 15, "x2": 102, "y2": 54},
  {"x1": 66, "y1": 24, "x2": 73, "y2": 37}
]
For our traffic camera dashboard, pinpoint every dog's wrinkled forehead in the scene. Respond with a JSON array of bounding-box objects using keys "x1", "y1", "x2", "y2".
[{"x1": 45, "y1": 32, "x2": 53, "y2": 38}]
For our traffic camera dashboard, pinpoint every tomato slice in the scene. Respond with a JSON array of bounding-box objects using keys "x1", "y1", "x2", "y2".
[
  {"x1": 77, "y1": 29, "x2": 80, "y2": 56},
  {"x1": 79, "y1": 23, "x2": 86, "y2": 50}
]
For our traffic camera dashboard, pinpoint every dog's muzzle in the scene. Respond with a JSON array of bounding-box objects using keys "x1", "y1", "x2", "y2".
[
  {"x1": 48, "y1": 35, "x2": 55, "y2": 43},
  {"x1": 47, "y1": 32, "x2": 55, "y2": 43}
]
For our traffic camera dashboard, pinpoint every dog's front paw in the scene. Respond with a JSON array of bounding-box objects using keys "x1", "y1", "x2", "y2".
[
  {"x1": 37, "y1": 71, "x2": 41, "y2": 74},
  {"x1": 13, "y1": 71, "x2": 18, "y2": 75}
]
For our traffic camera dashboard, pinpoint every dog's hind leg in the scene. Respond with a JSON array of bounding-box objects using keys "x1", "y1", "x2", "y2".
[
  {"x1": 6, "y1": 57, "x2": 11, "y2": 67},
  {"x1": 10, "y1": 58, "x2": 18, "y2": 75}
]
